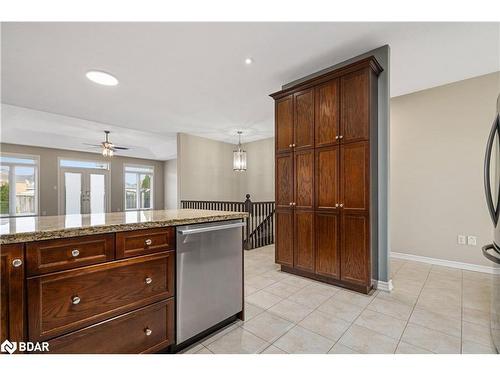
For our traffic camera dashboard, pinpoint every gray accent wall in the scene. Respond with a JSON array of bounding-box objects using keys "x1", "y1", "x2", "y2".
[
  {"x1": 283, "y1": 46, "x2": 391, "y2": 283},
  {"x1": 0, "y1": 143, "x2": 165, "y2": 215}
]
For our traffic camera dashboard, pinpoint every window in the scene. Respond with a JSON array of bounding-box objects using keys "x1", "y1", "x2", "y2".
[
  {"x1": 59, "y1": 159, "x2": 109, "y2": 170},
  {"x1": 124, "y1": 165, "x2": 154, "y2": 210},
  {"x1": 0, "y1": 154, "x2": 39, "y2": 217}
]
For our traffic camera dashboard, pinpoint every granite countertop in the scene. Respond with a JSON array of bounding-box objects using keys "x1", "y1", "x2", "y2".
[{"x1": 0, "y1": 209, "x2": 248, "y2": 244}]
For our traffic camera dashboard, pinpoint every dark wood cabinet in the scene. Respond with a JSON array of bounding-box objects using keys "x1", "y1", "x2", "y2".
[
  {"x1": 315, "y1": 212, "x2": 340, "y2": 279},
  {"x1": 341, "y1": 141, "x2": 369, "y2": 212},
  {"x1": 116, "y1": 227, "x2": 175, "y2": 258},
  {"x1": 275, "y1": 209, "x2": 294, "y2": 267},
  {"x1": 26, "y1": 234, "x2": 115, "y2": 276},
  {"x1": 275, "y1": 95, "x2": 294, "y2": 153},
  {"x1": 341, "y1": 213, "x2": 369, "y2": 285},
  {"x1": 315, "y1": 79, "x2": 340, "y2": 147},
  {"x1": 46, "y1": 299, "x2": 174, "y2": 354},
  {"x1": 275, "y1": 153, "x2": 294, "y2": 209},
  {"x1": 294, "y1": 89, "x2": 314, "y2": 150},
  {"x1": 341, "y1": 69, "x2": 370, "y2": 143},
  {"x1": 294, "y1": 149, "x2": 314, "y2": 210},
  {"x1": 315, "y1": 146, "x2": 340, "y2": 210},
  {"x1": 28, "y1": 251, "x2": 175, "y2": 341},
  {"x1": 1, "y1": 243, "x2": 25, "y2": 351},
  {"x1": 271, "y1": 56, "x2": 381, "y2": 294},
  {"x1": 294, "y1": 210, "x2": 314, "y2": 272}
]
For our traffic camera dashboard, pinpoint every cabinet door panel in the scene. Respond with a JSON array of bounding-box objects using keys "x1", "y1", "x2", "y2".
[
  {"x1": 294, "y1": 211, "x2": 314, "y2": 272},
  {"x1": 315, "y1": 212, "x2": 340, "y2": 279},
  {"x1": 1, "y1": 243, "x2": 25, "y2": 350},
  {"x1": 315, "y1": 146, "x2": 340, "y2": 210},
  {"x1": 341, "y1": 141, "x2": 369, "y2": 212},
  {"x1": 341, "y1": 213, "x2": 369, "y2": 286},
  {"x1": 275, "y1": 209, "x2": 294, "y2": 267},
  {"x1": 341, "y1": 69, "x2": 369, "y2": 143},
  {"x1": 276, "y1": 153, "x2": 294, "y2": 209},
  {"x1": 294, "y1": 150, "x2": 314, "y2": 209},
  {"x1": 315, "y1": 79, "x2": 340, "y2": 147},
  {"x1": 276, "y1": 96, "x2": 294, "y2": 153},
  {"x1": 294, "y1": 89, "x2": 314, "y2": 149}
]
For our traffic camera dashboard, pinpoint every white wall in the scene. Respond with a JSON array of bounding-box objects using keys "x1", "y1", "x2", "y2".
[
  {"x1": 390, "y1": 71, "x2": 500, "y2": 267},
  {"x1": 240, "y1": 137, "x2": 275, "y2": 201},
  {"x1": 164, "y1": 159, "x2": 178, "y2": 209},
  {"x1": 177, "y1": 133, "x2": 244, "y2": 201},
  {"x1": 176, "y1": 133, "x2": 275, "y2": 203}
]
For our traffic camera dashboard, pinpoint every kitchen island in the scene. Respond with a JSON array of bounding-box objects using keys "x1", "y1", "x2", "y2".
[{"x1": 0, "y1": 209, "x2": 247, "y2": 354}]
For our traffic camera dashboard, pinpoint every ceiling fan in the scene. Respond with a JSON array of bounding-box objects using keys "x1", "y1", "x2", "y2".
[{"x1": 84, "y1": 130, "x2": 130, "y2": 157}]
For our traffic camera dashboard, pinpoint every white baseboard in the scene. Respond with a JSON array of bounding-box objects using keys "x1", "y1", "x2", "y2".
[
  {"x1": 390, "y1": 252, "x2": 496, "y2": 274},
  {"x1": 372, "y1": 279, "x2": 393, "y2": 292}
]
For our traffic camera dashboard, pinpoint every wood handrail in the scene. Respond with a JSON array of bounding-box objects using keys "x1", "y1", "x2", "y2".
[{"x1": 180, "y1": 195, "x2": 275, "y2": 250}]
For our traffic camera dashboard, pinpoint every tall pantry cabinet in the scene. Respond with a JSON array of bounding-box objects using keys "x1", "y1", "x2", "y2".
[{"x1": 271, "y1": 57, "x2": 382, "y2": 294}]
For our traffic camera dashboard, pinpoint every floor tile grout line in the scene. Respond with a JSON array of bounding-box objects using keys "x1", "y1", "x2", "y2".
[{"x1": 394, "y1": 265, "x2": 431, "y2": 353}]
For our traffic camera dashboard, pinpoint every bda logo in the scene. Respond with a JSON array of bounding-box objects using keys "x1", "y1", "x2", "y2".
[{"x1": 1, "y1": 339, "x2": 17, "y2": 354}]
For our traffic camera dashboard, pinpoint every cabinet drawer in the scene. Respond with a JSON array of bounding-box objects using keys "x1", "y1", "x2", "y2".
[
  {"x1": 46, "y1": 299, "x2": 174, "y2": 354},
  {"x1": 116, "y1": 228, "x2": 175, "y2": 258},
  {"x1": 26, "y1": 234, "x2": 115, "y2": 276},
  {"x1": 27, "y1": 252, "x2": 175, "y2": 341}
]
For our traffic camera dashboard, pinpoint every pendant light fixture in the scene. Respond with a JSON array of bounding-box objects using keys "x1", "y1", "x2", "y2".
[{"x1": 233, "y1": 131, "x2": 247, "y2": 172}]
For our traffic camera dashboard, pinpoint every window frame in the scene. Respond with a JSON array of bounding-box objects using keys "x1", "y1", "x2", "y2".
[
  {"x1": 0, "y1": 152, "x2": 40, "y2": 217},
  {"x1": 123, "y1": 164, "x2": 154, "y2": 211}
]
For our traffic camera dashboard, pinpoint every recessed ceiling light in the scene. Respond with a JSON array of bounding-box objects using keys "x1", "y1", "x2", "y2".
[
  {"x1": 244, "y1": 58, "x2": 254, "y2": 65},
  {"x1": 86, "y1": 70, "x2": 119, "y2": 86}
]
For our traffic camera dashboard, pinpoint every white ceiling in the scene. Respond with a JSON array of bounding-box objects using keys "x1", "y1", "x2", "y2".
[{"x1": 1, "y1": 22, "x2": 499, "y2": 160}]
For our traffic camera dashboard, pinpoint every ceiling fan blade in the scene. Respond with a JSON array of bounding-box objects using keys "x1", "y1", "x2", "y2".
[
  {"x1": 82, "y1": 143, "x2": 103, "y2": 148},
  {"x1": 112, "y1": 146, "x2": 130, "y2": 150}
]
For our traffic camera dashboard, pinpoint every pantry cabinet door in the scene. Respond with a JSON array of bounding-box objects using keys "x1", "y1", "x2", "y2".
[
  {"x1": 341, "y1": 69, "x2": 370, "y2": 143},
  {"x1": 315, "y1": 212, "x2": 341, "y2": 279},
  {"x1": 315, "y1": 146, "x2": 340, "y2": 211},
  {"x1": 276, "y1": 153, "x2": 294, "y2": 209},
  {"x1": 315, "y1": 79, "x2": 340, "y2": 147},
  {"x1": 294, "y1": 149, "x2": 314, "y2": 210},
  {"x1": 275, "y1": 209, "x2": 294, "y2": 267},
  {"x1": 294, "y1": 210, "x2": 314, "y2": 272},
  {"x1": 294, "y1": 89, "x2": 314, "y2": 150},
  {"x1": 275, "y1": 95, "x2": 294, "y2": 153},
  {"x1": 340, "y1": 141, "x2": 369, "y2": 213},
  {"x1": 340, "y1": 213, "x2": 370, "y2": 286}
]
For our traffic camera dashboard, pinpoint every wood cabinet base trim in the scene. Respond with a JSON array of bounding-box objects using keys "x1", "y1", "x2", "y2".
[{"x1": 280, "y1": 265, "x2": 373, "y2": 295}]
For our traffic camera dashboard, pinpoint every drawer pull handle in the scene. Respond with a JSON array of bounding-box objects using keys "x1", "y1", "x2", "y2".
[
  {"x1": 12, "y1": 258, "x2": 23, "y2": 268},
  {"x1": 72, "y1": 296, "x2": 81, "y2": 305},
  {"x1": 339, "y1": 135, "x2": 344, "y2": 139},
  {"x1": 145, "y1": 239, "x2": 152, "y2": 246},
  {"x1": 145, "y1": 277, "x2": 153, "y2": 285},
  {"x1": 339, "y1": 203, "x2": 344, "y2": 207},
  {"x1": 145, "y1": 328, "x2": 152, "y2": 336},
  {"x1": 71, "y1": 249, "x2": 80, "y2": 257}
]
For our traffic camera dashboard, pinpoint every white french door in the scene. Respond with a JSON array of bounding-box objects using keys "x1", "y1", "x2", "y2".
[{"x1": 61, "y1": 168, "x2": 109, "y2": 214}]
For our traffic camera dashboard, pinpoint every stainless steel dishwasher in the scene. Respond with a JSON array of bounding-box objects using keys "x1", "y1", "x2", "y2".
[{"x1": 176, "y1": 219, "x2": 244, "y2": 344}]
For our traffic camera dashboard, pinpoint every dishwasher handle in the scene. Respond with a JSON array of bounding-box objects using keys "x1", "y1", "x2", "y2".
[{"x1": 177, "y1": 222, "x2": 244, "y2": 235}]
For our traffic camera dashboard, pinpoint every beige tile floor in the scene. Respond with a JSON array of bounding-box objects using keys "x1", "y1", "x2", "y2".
[{"x1": 182, "y1": 245, "x2": 497, "y2": 354}]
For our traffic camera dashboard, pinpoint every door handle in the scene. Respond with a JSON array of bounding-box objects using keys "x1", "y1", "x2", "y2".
[
  {"x1": 482, "y1": 244, "x2": 500, "y2": 264},
  {"x1": 178, "y1": 222, "x2": 245, "y2": 235},
  {"x1": 484, "y1": 114, "x2": 500, "y2": 225}
]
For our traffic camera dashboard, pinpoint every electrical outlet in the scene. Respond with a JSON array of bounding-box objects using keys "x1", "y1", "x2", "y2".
[
  {"x1": 467, "y1": 236, "x2": 477, "y2": 246},
  {"x1": 458, "y1": 235, "x2": 466, "y2": 245}
]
